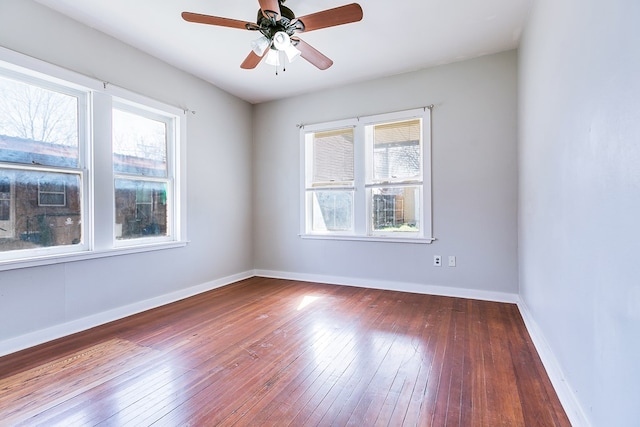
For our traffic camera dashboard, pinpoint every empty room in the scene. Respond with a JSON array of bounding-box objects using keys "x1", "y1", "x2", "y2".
[{"x1": 0, "y1": 0, "x2": 637, "y2": 425}]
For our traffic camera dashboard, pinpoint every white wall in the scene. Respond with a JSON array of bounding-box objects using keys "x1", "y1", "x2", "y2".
[
  {"x1": 519, "y1": 0, "x2": 640, "y2": 425},
  {"x1": 253, "y1": 51, "x2": 519, "y2": 298},
  {"x1": 0, "y1": 0, "x2": 254, "y2": 351}
]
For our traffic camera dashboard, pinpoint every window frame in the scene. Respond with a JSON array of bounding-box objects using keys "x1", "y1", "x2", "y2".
[
  {"x1": 303, "y1": 118, "x2": 357, "y2": 236},
  {"x1": 0, "y1": 46, "x2": 187, "y2": 270},
  {"x1": 300, "y1": 108, "x2": 434, "y2": 244},
  {"x1": 111, "y1": 99, "x2": 177, "y2": 247}
]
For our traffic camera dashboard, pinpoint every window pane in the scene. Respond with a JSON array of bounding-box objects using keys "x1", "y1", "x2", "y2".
[
  {"x1": 310, "y1": 190, "x2": 353, "y2": 232},
  {"x1": 113, "y1": 108, "x2": 167, "y2": 177},
  {"x1": 0, "y1": 169, "x2": 82, "y2": 250},
  {"x1": 371, "y1": 186, "x2": 421, "y2": 232},
  {"x1": 115, "y1": 179, "x2": 168, "y2": 240},
  {"x1": 373, "y1": 119, "x2": 421, "y2": 180},
  {"x1": 312, "y1": 128, "x2": 354, "y2": 185},
  {"x1": 0, "y1": 75, "x2": 79, "y2": 167}
]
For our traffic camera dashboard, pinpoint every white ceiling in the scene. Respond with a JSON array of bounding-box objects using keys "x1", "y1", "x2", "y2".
[{"x1": 34, "y1": 0, "x2": 531, "y2": 104}]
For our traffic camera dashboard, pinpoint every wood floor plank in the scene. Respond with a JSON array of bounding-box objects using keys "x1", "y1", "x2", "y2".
[
  {"x1": 256, "y1": 286, "x2": 394, "y2": 425},
  {"x1": 0, "y1": 277, "x2": 571, "y2": 427},
  {"x1": 344, "y1": 295, "x2": 424, "y2": 426},
  {"x1": 230, "y1": 287, "x2": 374, "y2": 426},
  {"x1": 311, "y1": 294, "x2": 412, "y2": 426}
]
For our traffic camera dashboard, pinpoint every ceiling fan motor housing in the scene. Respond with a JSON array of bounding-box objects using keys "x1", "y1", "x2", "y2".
[{"x1": 256, "y1": 4, "x2": 303, "y2": 40}]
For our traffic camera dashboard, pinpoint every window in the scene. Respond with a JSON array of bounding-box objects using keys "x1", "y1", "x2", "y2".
[
  {"x1": 301, "y1": 108, "x2": 433, "y2": 242},
  {"x1": 38, "y1": 179, "x2": 67, "y2": 207},
  {"x1": 0, "y1": 47, "x2": 185, "y2": 267},
  {"x1": 0, "y1": 66, "x2": 86, "y2": 253},
  {"x1": 308, "y1": 128, "x2": 354, "y2": 233}
]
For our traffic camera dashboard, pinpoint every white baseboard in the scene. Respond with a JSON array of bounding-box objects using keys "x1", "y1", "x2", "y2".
[
  {"x1": 253, "y1": 269, "x2": 519, "y2": 304},
  {"x1": 0, "y1": 270, "x2": 254, "y2": 358},
  {"x1": 517, "y1": 300, "x2": 591, "y2": 427}
]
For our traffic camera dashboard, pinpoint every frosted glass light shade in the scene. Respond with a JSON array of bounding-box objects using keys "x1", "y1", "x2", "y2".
[
  {"x1": 251, "y1": 36, "x2": 270, "y2": 56},
  {"x1": 284, "y1": 45, "x2": 301, "y2": 62},
  {"x1": 272, "y1": 31, "x2": 291, "y2": 50},
  {"x1": 265, "y1": 49, "x2": 280, "y2": 66}
]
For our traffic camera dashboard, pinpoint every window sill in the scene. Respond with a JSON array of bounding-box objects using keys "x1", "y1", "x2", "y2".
[
  {"x1": 299, "y1": 234, "x2": 435, "y2": 244},
  {"x1": 0, "y1": 240, "x2": 189, "y2": 272}
]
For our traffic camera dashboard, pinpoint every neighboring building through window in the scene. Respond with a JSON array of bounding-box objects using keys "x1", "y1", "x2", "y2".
[{"x1": 301, "y1": 108, "x2": 433, "y2": 242}]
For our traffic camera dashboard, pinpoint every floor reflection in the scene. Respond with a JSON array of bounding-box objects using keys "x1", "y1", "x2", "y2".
[
  {"x1": 306, "y1": 317, "x2": 431, "y2": 382},
  {"x1": 297, "y1": 294, "x2": 323, "y2": 311}
]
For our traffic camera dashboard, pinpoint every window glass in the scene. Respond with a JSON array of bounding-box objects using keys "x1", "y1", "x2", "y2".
[
  {"x1": 371, "y1": 186, "x2": 421, "y2": 233},
  {"x1": 112, "y1": 108, "x2": 167, "y2": 177},
  {"x1": 0, "y1": 74, "x2": 79, "y2": 168},
  {"x1": 312, "y1": 128, "x2": 354, "y2": 185},
  {"x1": 372, "y1": 119, "x2": 421, "y2": 181},
  {"x1": 310, "y1": 190, "x2": 353, "y2": 232},
  {"x1": 114, "y1": 179, "x2": 168, "y2": 240},
  {"x1": 0, "y1": 168, "x2": 82, "y2": 251}
]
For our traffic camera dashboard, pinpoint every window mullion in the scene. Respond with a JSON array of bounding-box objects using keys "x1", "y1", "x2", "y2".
[
  {"x1": 91, "y1": 91, "x2": 114, "y2": 251},
  {"x1": 353, "y1": 122, "x2": 367, "y2": 235},
  {"x1": 422, "y1": 108, "x2": 433, "y2": 240}
]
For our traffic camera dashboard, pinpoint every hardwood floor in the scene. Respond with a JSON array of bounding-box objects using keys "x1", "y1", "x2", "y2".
[{"x1": 0, "y1": 277, "x2": 570, "y2": 426}]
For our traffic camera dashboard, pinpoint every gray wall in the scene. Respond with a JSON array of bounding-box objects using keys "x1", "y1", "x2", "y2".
[
  {"x1": 0, "y1": 0, "x2": 254, "y2": 346},
  {"x1": 519, "y1": 0, "x2": 640, "y2": 425},
  {"x1": 253, "y1": 51, "x2": 519, "y2": 296}
]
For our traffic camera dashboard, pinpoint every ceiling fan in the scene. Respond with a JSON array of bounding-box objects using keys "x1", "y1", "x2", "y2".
[{"x1": 182, "y1": 0, "x2": 363, "y2": 71}]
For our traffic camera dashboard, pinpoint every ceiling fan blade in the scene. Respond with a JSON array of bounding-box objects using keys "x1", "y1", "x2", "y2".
[
  {"x1": 240, "y1": 50, "x2": 267, "y2": 69},
  {"x1": 258, "y1": 0, "x2": 281, "y2": 20},
  {"x1": 292, "y1": 38, "x2": 333, "y2": 70},
  {"x1": 182, "y1": 12, "x2": 252, "y2": 30},
  {"x1": 296, "y1": 3, "x2": 363, "y2": 32}
]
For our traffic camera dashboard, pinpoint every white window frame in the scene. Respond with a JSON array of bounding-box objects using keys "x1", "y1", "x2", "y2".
[
  {"x1": 111, "y1": 99, "x2": 177, "y2": 248},
  {"x1": 0, "y1": 46, "x2": 187, "y2": 270},
  {"x1": 300, "y1": 108, "x2": 434, "y2": 244}
]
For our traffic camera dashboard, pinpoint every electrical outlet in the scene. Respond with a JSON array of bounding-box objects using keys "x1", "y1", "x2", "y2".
[
  {"x1": 448, "y1": 256, "x2": 456, "y2": 267},
  {"x1": 434, "y1": 255, "x2": 442, "y2": 267}
]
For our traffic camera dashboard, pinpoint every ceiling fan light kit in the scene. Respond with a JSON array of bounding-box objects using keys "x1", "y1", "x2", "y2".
[
  {"x1": 251, "y1": 36, "x2": 270, "y2": 57},
  {"x1": 182, "y1": 0, "x2": 363, "y2": 72},
  {"x1": 272, "y1": 31, "x2": 290, "y2": 51}
]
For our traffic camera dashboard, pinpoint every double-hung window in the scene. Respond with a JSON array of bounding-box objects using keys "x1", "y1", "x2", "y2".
[
  {"x1": 302, "y1": 108, "x2": 433, "y2": 243},
  {"x1": 0, "y1": 47, "x2": 185, "y2": 267},
  {"x1": 112, "y1": 103, "x2": 174, "y2": 243},
  {"x1": 0, "y1": 65, "x2": 87, "y2": 253}
]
